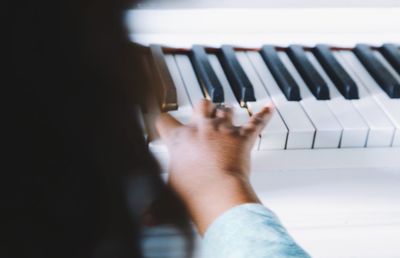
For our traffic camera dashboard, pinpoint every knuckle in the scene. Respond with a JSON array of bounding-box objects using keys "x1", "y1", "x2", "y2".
[
  {"x1": 252, "y1": 116, "x2": 267, "y2": 126},
  {"x1": 198, "y1": 99, "x2": 211, "y2": 109}
]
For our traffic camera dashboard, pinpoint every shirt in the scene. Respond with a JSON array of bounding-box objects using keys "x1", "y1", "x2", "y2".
[
  {"x1": 202, "y1": 203, "x2": 311, "y2": 258},
  {"x1": 142, "y1": 203, "x2": 310, "y2": 258}
]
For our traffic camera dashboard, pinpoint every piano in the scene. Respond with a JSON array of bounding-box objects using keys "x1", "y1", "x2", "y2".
[{"x1": 126, "y1": 1, "x2": 400, "y2": 257}]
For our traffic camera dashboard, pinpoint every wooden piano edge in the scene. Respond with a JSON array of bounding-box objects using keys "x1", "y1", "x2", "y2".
[
  {"x1": 135, "y1": 44, "x2": 387, "y2": 55},
  {"x1": 150, "y1": 147, "x2": 400, "y2": 172}
]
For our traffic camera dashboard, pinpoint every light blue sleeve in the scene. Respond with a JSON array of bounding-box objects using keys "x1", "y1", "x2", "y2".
[{"x1": 202, "y1": 203, "x2": 311, "y2": 258}]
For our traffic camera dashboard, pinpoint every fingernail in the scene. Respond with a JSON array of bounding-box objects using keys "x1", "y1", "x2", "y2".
[
  {"x1": 261, "y1": 106, "x2": 271, "y2": 113},
  {"x1": 264, "y1": 104, "x2": 275, "y2": 112}
]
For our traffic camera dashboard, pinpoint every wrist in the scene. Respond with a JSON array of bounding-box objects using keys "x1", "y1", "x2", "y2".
[{"x1": 169, "y1": 172, "x2": 259, "y2": 235}]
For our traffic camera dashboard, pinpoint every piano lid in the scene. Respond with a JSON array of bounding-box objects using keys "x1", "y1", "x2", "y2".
[
  {"x1": 126, "y1": 3, "x2": 400, "y2": 47},
  {"x1": 134, "y1": 0, "x2": 400, "y2": 9}
]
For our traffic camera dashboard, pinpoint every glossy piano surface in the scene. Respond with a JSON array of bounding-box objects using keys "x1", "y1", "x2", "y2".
[
  {"x1": 135, "y1": 0, "x2": 400, "y2": 8},
  {"x1": 126, "y1": 4, "x2": 400, "y2": 47}
]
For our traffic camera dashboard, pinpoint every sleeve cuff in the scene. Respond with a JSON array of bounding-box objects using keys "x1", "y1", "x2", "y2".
[{"x1": 202, "y1": 203, "x2": 311, "y2": 258}]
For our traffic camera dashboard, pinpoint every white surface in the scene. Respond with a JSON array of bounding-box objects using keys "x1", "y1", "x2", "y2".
[
  {"x1": 247, "y1": 51, "x2": 316, "y2": 149},
  {"x1": 236, "y1": 52, "x2": 288, "y2": 150},
  {"x1": 279, "y1": 52, "x2": 343, "y2": 149},
  {"x1": 134, "y1": 0, "x2": 400, "y2": 9},
  {"x1": 126, "y1": 8, "x2": 400, "y2": 47},
  {"x1": 306, "y1": 51, "x2": 369, "y2": 148},
  {"x1": 250, "y1": 167, "x2": 400, "y2": 258}
]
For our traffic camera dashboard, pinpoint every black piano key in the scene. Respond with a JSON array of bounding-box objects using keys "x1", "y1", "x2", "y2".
[
  {"x1": 286, "y1": 45, "x2": 330, "y2": 100},
  {"x1": 260, "y1": 45, "x2": 301, "y2": 101},
  {"x1": 354, "y1": 44, "x2": 400, "y2": 98},
  {"x1": 217, "y1": 45, "x2": 256, "y2": 105},
  {"x1": 149, "y1": 44, "x2": 178, "y2": 111},
  {"x1": 379, "y1": 43, "x2": 400, "y2": 75},
  {"x1": 190, "y1": 45, "x2": 224, "y2": 103},
  {"x1": 313, "y1": 44, "x2": 359, "y2": 99}
]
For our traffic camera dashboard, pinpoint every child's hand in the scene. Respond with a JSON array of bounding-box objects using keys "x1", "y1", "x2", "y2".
[{"x1": 156, "y1": 99, "x2": 273, "y2": 234}]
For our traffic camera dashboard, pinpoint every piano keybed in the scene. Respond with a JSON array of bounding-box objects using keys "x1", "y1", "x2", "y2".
[{"x1": 143, "y1": 44, "x2": 400, "y2": 154}]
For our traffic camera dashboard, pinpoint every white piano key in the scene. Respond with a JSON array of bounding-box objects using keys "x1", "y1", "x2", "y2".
[
  {"x1": 143, "y1": 93, "x2": 166, "y2": 152},
  {"x1": 335, "y1": 51, "x2": 396, "y2": 147},
  {"x1": 236, "y1": 51, "x2": 288, "y2": 150},
  {"x1": 341, "y1": 50, "x2": 400, "y2": 147},
  {"x1": 174, "y1": 54, "x2": 205, "y2": 107},
  {"x1": 164, "y1": 54, "x2": 193, "y2": 124},
  {"x1": 371, "y1": 50, "x2": 400, "y2": 146},
  {"x1": 207, "y1": 54, "x2": 249, "y2": 126},
  {"x1": 247, "y1": 51, "x2": 315, "y2": 149},
  {"x1": 306, "y1": 52, "x2": 369, "y2": 148},
  {"x1": 279, "y1": 52, "x2": 343, "y2": 149}
]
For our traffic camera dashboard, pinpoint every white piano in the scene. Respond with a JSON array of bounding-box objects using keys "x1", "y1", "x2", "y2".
[{"x1": 126, "y1": 1, "x2": 400, "y2": 257}]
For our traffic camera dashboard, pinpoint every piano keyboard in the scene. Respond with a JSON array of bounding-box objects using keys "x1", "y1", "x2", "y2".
[
  {"x1": 143, "y1": 44, "x2": 400, "y2": 153},
  {"x1": 130, "y1": 5, "x2": 400, "y2": 257}
]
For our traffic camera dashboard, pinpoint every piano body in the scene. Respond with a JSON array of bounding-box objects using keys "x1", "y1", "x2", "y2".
[{"x1": 126, "y1": 1, "x2": 400, "y2": 257}]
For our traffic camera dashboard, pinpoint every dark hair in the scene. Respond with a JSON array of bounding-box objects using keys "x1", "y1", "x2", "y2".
[{"x1": 3, "y1": 0, "x2": 191, "y2": 257}]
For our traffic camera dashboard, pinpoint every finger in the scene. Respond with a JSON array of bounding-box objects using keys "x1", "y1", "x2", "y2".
[
  {"x1": 215, "y1": 106, "x2": 233, "y2": 127},
  {"x1": 240, "y1": 105, "x2": 274, "y2": 137},
  {"x1": 155, "y1": 113, "x2": 183, "y2": 141},
  {"x1": 193, "y1": 99, "x2": 216, "y2": 119},
  {"x1": 191, "y1": 99, "x2": 216, "y2": 124}
]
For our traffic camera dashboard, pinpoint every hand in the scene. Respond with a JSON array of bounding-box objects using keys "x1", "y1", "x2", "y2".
[{"x1": 156, "y1": 99, "x2": 273, "y2": 234}]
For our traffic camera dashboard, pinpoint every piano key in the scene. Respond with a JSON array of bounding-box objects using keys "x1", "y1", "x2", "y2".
[
  {"x1": 164, "y1": 54, "x2": 193, "y2": 124},
  {"x1": 372, "y1": 50, "x2": 400, "y2": 146},
  {"x1": 340, "y1": 51, "x2": 400, "y2": 147},
  {"x1": 217, "y1": 45, "x2": 256, "y2": 105},
  {"x1": 149, "y1": 44, "x2": 178, "y2": 111},
  {"x1": 142, "y1": 89, "x2": 165, "y2": 152},
  {"x1": 379, "y1": 43, "x2": 400, "y2": 75},
  {"x1": 353, "y1": 44, "x2": 400, "y2": 98},
  {"x1": 335, "y1": 51, "x2": 396, "y2": 147},
  {"x1": 146, "y1": 54, "x2": 195, "y2": 153},
  {"x1": 286, "y1": 45, "x2": 330, "y2": 100},
  {"x1": 306, "y1": 52, "x2": 369, "y2": 148},
  {"x1": 174, "y1": 54, "x2": 206, "y2": 108},
  {"x1": 259, "y1": 45, "x2": 301, "y2": 101},
  {"x1": 247, "y1": 51, "x2": 315, "y2": 149},
  {"x1": 279, "y1": 52, "x2": 342, "y2": 149},
  {"x1": 141, "y1": 55, "x2": 163, "y2": 150},
  {"x1": 313, "y1": 44, "x2": 359, "y2": 99},
  {"x1": 373, "y1": 50, "x2": 400, "y2": 84},
  {"x1": 189, "y1": 45, "x2": 224, "y2": 103},
  {"x1": 207, "y1": 54, "x2": 249, "y2": 126},
  {"x1": 236, "y1": 51, "x2": 288, "y2": 150}
]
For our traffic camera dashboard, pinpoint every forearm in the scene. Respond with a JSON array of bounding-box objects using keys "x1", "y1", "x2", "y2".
[{"x1": 169, "y1": 171, "x2": 259, "y2": 235}]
